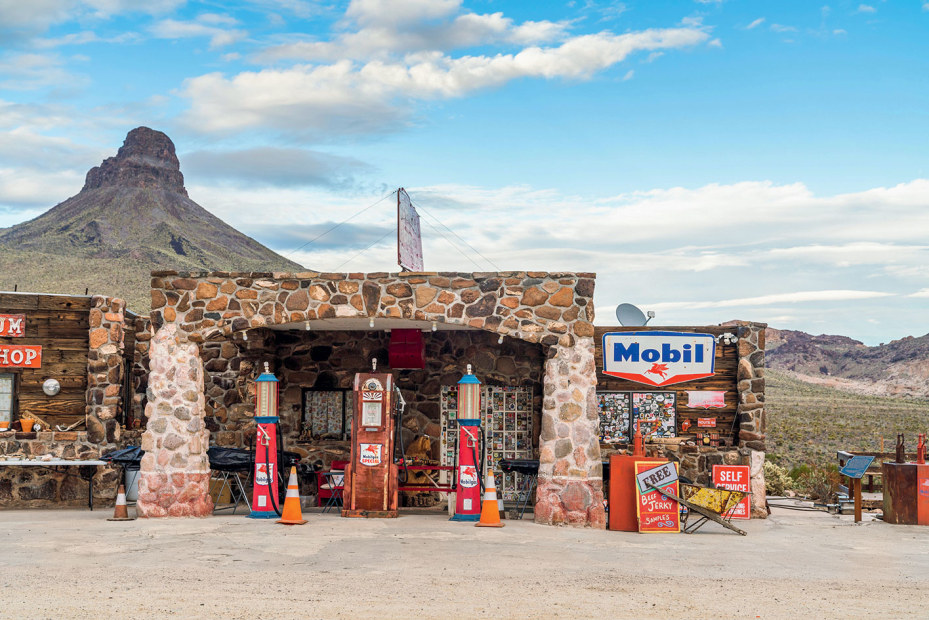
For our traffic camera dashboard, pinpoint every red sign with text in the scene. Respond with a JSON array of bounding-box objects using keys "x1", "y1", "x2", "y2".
[
  {"x1": 0, "y1": 345, "x2": 42, "y2": 368},
  {"x1": 712, "y1": 465, "x2": 751, "y2": 520},
  {"x1": 0, "y1": 315, "x2": 25, "y2": 337},
  {"x1": 698, "y1": 417, "x2": 716, "y2": 428},
  {"x1": 635, "y1": 461, "x2": 680, "y2": 533}
]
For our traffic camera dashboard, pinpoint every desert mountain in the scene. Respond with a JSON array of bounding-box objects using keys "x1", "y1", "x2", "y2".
[
  {"x1": 764, "y1": 327, "x2": 929, "y2": 400},
  {"x1": 0, "y1": 127, "x2": 303, "y2": 312}
]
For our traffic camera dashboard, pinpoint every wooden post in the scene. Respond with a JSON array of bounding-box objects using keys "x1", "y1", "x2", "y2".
[{"x1": 853, "y1": 477, "x2": 862, "y2": 523}]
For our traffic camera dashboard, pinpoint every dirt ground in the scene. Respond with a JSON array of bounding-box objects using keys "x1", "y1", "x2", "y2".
[{"x1": 0, "y1": 503, "x2": 926, "y2": 619}]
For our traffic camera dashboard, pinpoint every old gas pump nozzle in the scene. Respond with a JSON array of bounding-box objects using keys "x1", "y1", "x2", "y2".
[{"x1": 394, "y1": 385, "x2": 409, "y2": 485}]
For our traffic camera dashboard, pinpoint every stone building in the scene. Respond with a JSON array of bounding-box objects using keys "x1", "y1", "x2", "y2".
[{"x1": 137, "y1": 269, "x2": 768, "y2": 526}]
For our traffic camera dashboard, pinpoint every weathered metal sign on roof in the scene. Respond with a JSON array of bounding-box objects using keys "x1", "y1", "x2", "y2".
[{"x1": 397, "y1": 188, "x2": 423, "y2": 272}]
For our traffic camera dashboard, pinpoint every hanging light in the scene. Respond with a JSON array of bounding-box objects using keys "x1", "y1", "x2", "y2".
[
  {"x1": 242, "y1": 330, "x2": 248, "y2": 341},
  {"x1": 431, "y1": 321, "x2": 437, "y2": 332},
  {"x1": 304, "y1": 321, "x2": 311, "y2": 331},
  {"x1": 369, "y1": 317, "x2": 375, "y2": 328},
  {"x1": 497, "y1": 334, "x2": 504, "y2": 345}
]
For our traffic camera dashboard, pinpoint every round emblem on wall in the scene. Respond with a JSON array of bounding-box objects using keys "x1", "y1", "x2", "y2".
[{"x1": 42, "y1": 378, "x2": 61, "y2": 396}]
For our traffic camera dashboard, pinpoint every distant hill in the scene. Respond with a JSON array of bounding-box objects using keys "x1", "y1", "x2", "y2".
[
  {"x1": 764, "y1": 327, "x2": 929, "y2": 400},
  {"x1": 0, "y1": 127, "x2": 303, "y2": 312},
  {"x1": 765, "y1": 368, "x2": 929, "y2": 468}
]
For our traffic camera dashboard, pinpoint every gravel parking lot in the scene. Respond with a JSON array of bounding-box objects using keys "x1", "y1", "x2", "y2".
[{"x1": 1, "y1": 504, "x2": 926, "y2": 619}]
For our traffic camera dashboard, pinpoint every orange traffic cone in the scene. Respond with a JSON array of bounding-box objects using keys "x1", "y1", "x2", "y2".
[
  {"x1": 107, "y1": 484, "x2": 134, "y2": 521},
  {"x1": 475, "y1": 470, "x2": 504, "y2": 528},
  {"x1": 277, "y1": 466, "x2": 307, "y2": 525}
]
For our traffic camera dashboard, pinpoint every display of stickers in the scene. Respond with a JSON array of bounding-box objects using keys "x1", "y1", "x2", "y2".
[
  {"x1": 596, "y1": 391, "x2": 678, "y2": 442},
  {"x1": 632, "y1": 392, "x2": 676, "y2": 439},
  {"x1": 440, "y1": 385, "x2": 534, "y2": 503},
  {"x1": 597, "y1": 392, "x2": 632, "y2": 443}
]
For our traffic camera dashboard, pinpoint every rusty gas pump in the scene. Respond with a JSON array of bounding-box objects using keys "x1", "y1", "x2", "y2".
[{"x1": 342, "y1": 366, "x2": 399, "y2": 518}]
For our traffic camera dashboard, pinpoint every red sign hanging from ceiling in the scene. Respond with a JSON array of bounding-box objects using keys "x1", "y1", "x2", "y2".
[
  {"x1": 0, "y1": 345, "x2": 42, "y2": 368},
  {"x1": 397, "y1": 188, "x2": 424, "y2": 272},
  {"x1": 0, "y1": 315, "x2": 26, "y2": 337}
]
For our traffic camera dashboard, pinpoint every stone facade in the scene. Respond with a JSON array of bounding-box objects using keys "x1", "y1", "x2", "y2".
[
  {"x1": 136, "y1": 325, "x2": 213, "y2": 517},
  {"x1": 147, "y1": 270, "x2": 603, "y2": 526},
  {"x1": 86, "y1": 296, "x2": 129, "y2": 444}
]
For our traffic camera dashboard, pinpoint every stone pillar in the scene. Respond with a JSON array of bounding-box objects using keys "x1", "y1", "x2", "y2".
[
  {"x1": 86, "y1": 296, "x2": 126, "y2": 445},
  {"x1": 535, "y1": 337, "x2": 605, "y2": 528},
  {"x1": 735, "y1": 323, "x2": 767, "y2": 518},
  {"x1": 137, "y1": 325, "x2": 213, "y2": 517}
]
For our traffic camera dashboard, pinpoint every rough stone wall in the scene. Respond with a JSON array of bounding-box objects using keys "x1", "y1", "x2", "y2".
[
  {"x1": 86, "y1": 296, "x2": 127, "y2": 445},
  {"x1": 734, "y1": 322, "x2": 767, "y2": 517},
  {"x1": 137, "y1": 325, "x2": 212, "y2": 517},
  {"x1": 147, "y1": 270, "x2": 599, "y2": 526},
  {"x1": 0, "y1": 433, "x2": 119, "y2": 507},
  {"x1": 129, "y1": 315, "x2": 153, "y2": 428}
]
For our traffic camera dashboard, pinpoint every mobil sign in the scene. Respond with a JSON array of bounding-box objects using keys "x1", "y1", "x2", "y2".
[{"x1": 602, "y1": 331, "x2": 716, "y2": 387}]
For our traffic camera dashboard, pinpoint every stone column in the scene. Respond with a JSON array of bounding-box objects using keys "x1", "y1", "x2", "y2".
[
  {"x1": 86, "y1": 296, "x2": 126, "y2": 445},
  {"x1": 137, "y1": 325, "x2": 213, "y2": 517},
  {"x1": 535, "y1": 337, "x2": 605, "y2": 528},
  {"x1": 736, "y1": 323, "x2": 767, "y2": 518}
]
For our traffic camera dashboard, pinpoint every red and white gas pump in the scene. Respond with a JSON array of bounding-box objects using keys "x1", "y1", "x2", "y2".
[
  {"x1": 451, "y1": 364, "x2": 482, "y2": 522},
  {"x1": 342, "y1": 369, "x2": 399, "y2": 518},
  {"x1": 249, "y1": 362, "x2": 281, "y2": 519}
]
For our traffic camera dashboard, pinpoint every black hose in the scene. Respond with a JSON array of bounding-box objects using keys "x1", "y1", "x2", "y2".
[
  {"x1": 394, "y1": 387, "x2": 409, "y2": 485},
  {"x1": 469, "y1": 427, "x2": 484, "y2": 492}
]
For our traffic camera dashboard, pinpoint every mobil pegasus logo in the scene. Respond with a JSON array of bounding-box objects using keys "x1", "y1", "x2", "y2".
[{"x1": 602, "y1": 331, "x2": 716, "y2": 387}]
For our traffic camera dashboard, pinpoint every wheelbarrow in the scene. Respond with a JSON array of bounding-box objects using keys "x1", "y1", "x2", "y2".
[{"x1": 646, "y1": 482, "x2": 750, "y2": 536}]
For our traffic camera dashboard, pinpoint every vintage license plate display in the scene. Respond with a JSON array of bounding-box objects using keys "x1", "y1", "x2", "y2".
[
  {"x1": 440, "y1": 385, "x2": 534, "y2": 503},
  {"x1": 635, "y1": 461, "x2": 680, "y2": 533}
]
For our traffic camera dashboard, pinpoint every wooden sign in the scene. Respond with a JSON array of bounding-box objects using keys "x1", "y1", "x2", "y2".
[
  {"x1": 0, "y1": 345, "x2": 42, "y2": 368},
  {"x1": 635, "y1": 460, "x2": 680, "y2": 533},
  {"x1": 636, "y1": 461, "x2": 679, "y2": 494},
  {"x1": 0, "y1": 315, "x2": 25, "y2": 337},
  {"x1": 712, "y1": 465, "x2": 750, "y2": 520}
]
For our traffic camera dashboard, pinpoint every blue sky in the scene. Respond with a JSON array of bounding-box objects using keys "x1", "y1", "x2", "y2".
[{"x1": 1, "y1": 0, "x2": 928, "y2": 344}]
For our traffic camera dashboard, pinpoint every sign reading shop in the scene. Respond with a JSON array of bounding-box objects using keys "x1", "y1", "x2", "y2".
[{"x1": 602, "y1": 331, "x2": 716, "y2": 387}]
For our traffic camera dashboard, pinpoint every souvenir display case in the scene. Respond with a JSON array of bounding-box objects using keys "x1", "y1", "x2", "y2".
[
  {"x1": 441, "y1": 385, "x2": 535, "y2": 502},
  {"x1": 596, "y1": 391, "x2": 677, "y2": 442}
]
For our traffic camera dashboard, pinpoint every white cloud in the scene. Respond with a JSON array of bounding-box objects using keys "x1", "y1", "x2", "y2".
[
  {"x1": 645, "y1": 290, "x2": 895, "y2": 311},
  {"x1": 184, "y1": 27, "x2": 710, "y2": 135},
  {"x1": 622, "y1": 69, "x2": 634, "y2": 81},
  {"x1": 770, "y1": 24, "x2": 798, "y2": 33},
  {"x1": 0, "y1": 52, "x2": 90, "y2": 91},
  {"x1": 150, "y1": 15, "x2": 246, "y2": 49},
  {"x1": 910, "y1": 289, "x2": 929, "y2": 298},
  {"x1": 0, "y1": 0, "x2": 182, "y2": 41},
  {"x1": 856, "y1": 4, "x2": 876, "y2": 13},
  {"x1": 833, "y1": 29, "x2": 847, "y2": 35},
  {"x1": 746, "y1": 18, "x2": 765, "y2": 29},
  {"x1": 708, "y1": 38, "x2": 722, "y2": 48}
]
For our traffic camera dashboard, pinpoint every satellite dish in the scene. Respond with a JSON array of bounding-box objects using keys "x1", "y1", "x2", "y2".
[{"x1": 616, "y1": 303, "x2": 648, "y2": 326}]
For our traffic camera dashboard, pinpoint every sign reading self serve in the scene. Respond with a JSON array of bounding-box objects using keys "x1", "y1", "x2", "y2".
[{"x1": 602, "y1": 331, "x2": 716, "y2": 387}]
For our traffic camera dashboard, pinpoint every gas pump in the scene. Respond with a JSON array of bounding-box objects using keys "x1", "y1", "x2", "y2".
[
  {"x1": 249, "y1": 362, "x2": 281, "y2": 519},
  {"x1": 342, "y1": 367, "x2": 399, "y2": 518},
  {"x1": 451, "y1": 364, "x2": 482, "y2": 522}
]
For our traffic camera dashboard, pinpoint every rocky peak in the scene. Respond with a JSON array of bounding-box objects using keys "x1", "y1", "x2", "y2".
[{"x1": 82, "y1": 127, "x2": 187, "y2": 196}]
